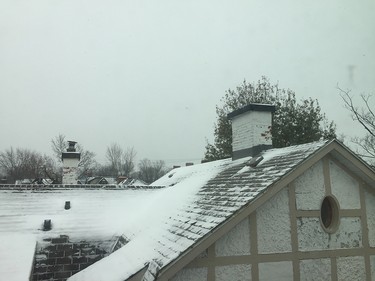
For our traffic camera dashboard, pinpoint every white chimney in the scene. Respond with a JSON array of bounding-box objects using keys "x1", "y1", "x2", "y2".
[
  {"x1": 227, "y1": 104, "x2": 275, "y2": 160},
  {"x1": 62, "y1": 141, "x2": 81, "y2": 184}
]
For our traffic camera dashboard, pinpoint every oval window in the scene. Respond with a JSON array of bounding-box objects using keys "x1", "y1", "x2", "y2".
[{"x1": 320, "y1": 196, "x2": 340, "y2": 233}]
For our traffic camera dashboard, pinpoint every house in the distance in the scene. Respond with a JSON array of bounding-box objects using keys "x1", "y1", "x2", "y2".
[
  {"x1": 0, "y1": 104, "x2": 374, "y2": 281},
  {"x1": 118, "y1": 177, "x2": 148, "y2": 186},
  {"x1": 86, "y1": 176, "x2": 117, "y2": 185}
]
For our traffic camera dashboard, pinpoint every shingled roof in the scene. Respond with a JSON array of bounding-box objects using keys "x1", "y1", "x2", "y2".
[{"x1": 1, "y1": 139, "x2": 373, "y2": 281}]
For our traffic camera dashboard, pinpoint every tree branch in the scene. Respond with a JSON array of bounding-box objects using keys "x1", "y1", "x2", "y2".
[{"x1": 338, "y1": 87, "x2": 375, "y2": 137}]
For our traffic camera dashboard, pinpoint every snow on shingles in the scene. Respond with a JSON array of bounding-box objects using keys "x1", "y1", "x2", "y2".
[
  {"x1": 0, "y1": 234, "x2": 36, "y2": 281},
  {"x1": 259, "y1": 140, "x2": 328, "y2": 166},
  {"x1": 69, "y1": 158, "x2": 246, "y2": 281}
]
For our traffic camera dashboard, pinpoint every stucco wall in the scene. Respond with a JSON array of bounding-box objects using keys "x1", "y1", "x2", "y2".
[
  {"x1": 215, "y1": 218, "x2": 250, "y2": 256},
  {"x1": 170, "y1": 267, "x2": 207, "y2": 281},
  {"x1": 215, "y1": 264, "x2": 251, "y2": 281},
  {"x1": 297, "y1": 217, "x2": 362, "y2": 251},
  {"x1": 258, "y1": 261, "x2": 293, "y2": 281},
  {"x1": 299, "y1": 258, "x2": 331, "y2": 281},
  {"x1": 257, "y1": 188, "x2": 291, "y2": 253},
  {"x1": 295, "y1": 161, "x2": 324, "y2": 210},
  {"x1": 336, "y1": 256, "x2": 365, "y2": 281},
  {"x1": 329, "y1": 161, "x2": 360, "y2": 209}
]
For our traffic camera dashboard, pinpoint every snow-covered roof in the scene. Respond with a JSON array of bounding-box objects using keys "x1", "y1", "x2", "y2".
[
  {"x1": 0, "y1": 187, "x2": 162, "y2": 242},
  {"x1": 2, "y1": 140, "x2": 367, "y2": 281},
  {"x1": 69, "y1": 140, "x2": 331, "y2": 281},
  {"x1": 119, "y1": 178, "x2": 149, "y2": 186}
]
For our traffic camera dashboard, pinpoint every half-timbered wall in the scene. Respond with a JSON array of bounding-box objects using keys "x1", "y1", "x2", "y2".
[{"x1": 170, "y1": 157, "x2": 375, "y2": 281}]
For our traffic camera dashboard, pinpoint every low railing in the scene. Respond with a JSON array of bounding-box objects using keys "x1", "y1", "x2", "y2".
[{"x1": 0, "y1": 184, "x2": 165, "y2": 190}]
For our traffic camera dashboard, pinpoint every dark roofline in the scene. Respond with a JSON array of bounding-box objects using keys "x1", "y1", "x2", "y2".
[{"x1": 227, "y1": 103, "x2": 276, "y2": 120}]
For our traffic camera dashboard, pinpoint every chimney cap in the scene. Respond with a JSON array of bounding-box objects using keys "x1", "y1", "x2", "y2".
[
  {"x1": 67, "y1": 141, "x2": 77, "y2": 152},
  {"x1": 227, "y1": 103, "x2": 276, "y2": 120}
]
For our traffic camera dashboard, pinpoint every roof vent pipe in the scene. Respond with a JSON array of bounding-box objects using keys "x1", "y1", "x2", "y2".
[
  {"x1": 43, "y1": 219, "x2": 52, "y2": 231},
  {"x1": 227, "y1": 103, "x2": 276, "y2": 160}
]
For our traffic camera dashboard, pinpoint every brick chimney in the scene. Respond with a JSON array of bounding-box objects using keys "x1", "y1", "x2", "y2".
[
  {"x1": 62, "y1": 141, "x2": 81, "y2": 184},
  {"x1": 227, "y1": 103, "x2": 276, "y2": 160}
]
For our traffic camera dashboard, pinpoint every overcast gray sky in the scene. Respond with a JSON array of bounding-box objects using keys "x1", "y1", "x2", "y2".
[{"x1": 1, "y1": 0, "x2": 374, "y2": 167}]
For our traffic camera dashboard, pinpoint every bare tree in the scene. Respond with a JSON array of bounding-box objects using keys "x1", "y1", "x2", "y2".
[
  {"x1": 137, "y1": 159, "x2": 168, "y2": 184},
  {"x1": 51, "y1": 134, "x2": 67, "y2": 161},
  {"x1": 106, "y1": 143, "x2": 136, "y2": 176},
  {"x1": 0, "y1": 147, "x2": 58, "y2": 183},
  {"x1": 106, "y1": 143, "x2": 123, "y2": 175},
  {"x1": 42, "y1": 156, "x2": 61, "y2": 183},
  {"x1": 77, "y1": 147, "x2": 97, "y2": 177},
  {"x1": 339, "y1": 88, "x2": 375, "y2": 162},
  {"x1": 51, "y1": 134, "x2": 97, "y2": 177},
  {"x1": 123, "y1": 147, "x2": 136, "y2": 177}
]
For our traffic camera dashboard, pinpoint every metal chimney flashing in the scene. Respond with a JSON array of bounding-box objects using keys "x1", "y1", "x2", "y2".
[{"x1": 232, "y1": 144, "x2": 272, "y2": 161}]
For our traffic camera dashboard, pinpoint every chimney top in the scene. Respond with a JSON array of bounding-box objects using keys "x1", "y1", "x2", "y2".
[
  {"x1": 67, "y1": 141, "x2": 77, "y2": 152},
  {"x1": 228, "y1": 103, "x2": 275, "y2": 160},
  {"x1": 227, "y1": 103, "x2": 275, "y2": 120}
]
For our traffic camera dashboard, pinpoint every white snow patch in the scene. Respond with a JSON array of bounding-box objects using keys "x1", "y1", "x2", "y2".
[
  {"x1": 235, "y1": 165, "x2": 251, "y2": 175},
  {"x1": 152, "y1": 158, "x2": 232, "y2": 187},
  {"x1": 260, "y1": 141, "x2": 327, "y2": 165},
  {"x1": 0, "y1": 233, "x2": 36, "y2": 281}
]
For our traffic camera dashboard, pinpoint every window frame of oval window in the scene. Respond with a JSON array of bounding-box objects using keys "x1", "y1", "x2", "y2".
[{"x1": 320, "y1": 195, "x2": 340, "y2": 234}]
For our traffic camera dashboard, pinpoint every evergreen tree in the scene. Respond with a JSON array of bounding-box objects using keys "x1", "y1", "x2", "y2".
[{"x1": 204, "y1": 77, "x2": 336, "y2": 161}]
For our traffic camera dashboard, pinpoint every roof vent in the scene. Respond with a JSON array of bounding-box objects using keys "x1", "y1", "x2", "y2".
[
  {"x1": 228, "y1": 103, "x2": 275, "y2": 160},
  {"x1": 64, "y1": 201, "x2": 71, "y2": 210},
  {"x1": 43, "y1": 219, "x2": 52, "y2": 231},
  {"x1": 248, "y1": 156, "x2": 264, "y2": 168}
]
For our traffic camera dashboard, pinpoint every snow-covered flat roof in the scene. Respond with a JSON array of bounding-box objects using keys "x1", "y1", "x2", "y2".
[{"x1": 0, "y1": 187, "x2": 163, "y2": 241}]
